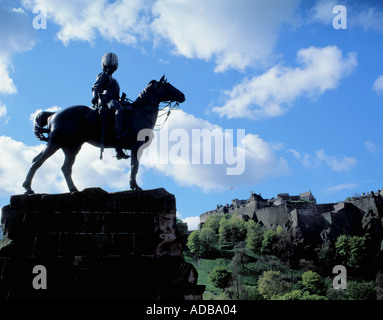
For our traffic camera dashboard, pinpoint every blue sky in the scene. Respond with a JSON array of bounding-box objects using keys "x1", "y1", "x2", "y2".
[{"x1": 1, "y1": 0, "x2": 383, "y2": 230}]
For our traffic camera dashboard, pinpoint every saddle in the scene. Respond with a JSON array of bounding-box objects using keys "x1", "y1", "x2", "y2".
[{"x1": 92, "y1": 94, "x2": 133, "y2": 159}]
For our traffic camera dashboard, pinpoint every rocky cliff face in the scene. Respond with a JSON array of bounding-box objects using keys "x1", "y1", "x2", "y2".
[
  {"x1": 0, "y1": 188, "x2": 204, "y2": 300},
  {"x1": 292, "y1": 194, "x2": 383, "y2": 249}
]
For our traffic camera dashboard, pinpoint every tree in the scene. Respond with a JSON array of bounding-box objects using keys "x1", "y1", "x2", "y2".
[
  {"x1": 187, "y1": 230, "x2": 201, "y2": 257},
  {"x1": 272, "y1": 226, "x2": 294, "y2": 263},
  {"x1": 209, "y1": 267, "x2": 232, "y2": 290},
  {"x1": 199, "y1": 228, "x2": 218, "y2": 257},
  {"x1": 347, "y1": 281, "x2": 377, "y2": 300},
  {"x1": 335, "y1": 235, "x2": 366, "y2": 269},
  {"x1": 301, "y1": 271, "x2": 327, "y2": 295},
  {"x1": 257, "y1": 270, "x2": 292, "y2": 299},
  {"x1": 261, "y1": 229, "x2": 276, "y2": 254},
  {"x1": 176, "y1": 218, "x2": 188, "y2": 235},
  {"x1": 245, "y1": 220, "x2": 264, "y2": 254},
  {"x1": 219, "y1": 215, "x2": 247, "y2": 245},
  {"x1": 317, "y1": 244, "x2": 336, "y2": 271},
  {"x1": 203, "y1": 214, "x2": 224, "y2": 234}
]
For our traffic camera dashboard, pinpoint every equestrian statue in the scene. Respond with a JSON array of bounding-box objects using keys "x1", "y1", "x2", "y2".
[{"x1": 22, "y1": 52, "x2": 185, "y2": 194}]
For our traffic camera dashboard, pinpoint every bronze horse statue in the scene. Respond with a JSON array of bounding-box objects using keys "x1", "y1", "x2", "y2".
[{"x1": 22, "y1": 75, "x2": 185, "y2": 194}]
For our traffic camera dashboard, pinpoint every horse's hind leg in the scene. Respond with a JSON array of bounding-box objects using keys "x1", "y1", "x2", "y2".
[
  {"x1": 61, "y1": 146, "x2": 81, "y2": 192},
  {"x1": 129, "y1": 145, "x2": 142, "y2": 191},
  {"x1": 22, "y1": 144, "x2": 59, "y2": 194}
]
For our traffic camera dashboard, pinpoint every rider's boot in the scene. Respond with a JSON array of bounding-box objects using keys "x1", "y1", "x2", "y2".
[
  {"x1": 115, "y1": 146, "x2": 130, "y2": 160},
  {"x1": 114, "y1": 110, "x2": 131, "y2": 160}
]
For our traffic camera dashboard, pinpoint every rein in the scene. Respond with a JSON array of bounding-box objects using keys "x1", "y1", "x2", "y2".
[{"x1": 154, "y1": 101, "x2": 180, "y2": 131}]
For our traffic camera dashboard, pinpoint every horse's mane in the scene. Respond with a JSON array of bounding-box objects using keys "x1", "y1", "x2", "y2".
[{"x1": 134, "y1": 80, "x2": 157, "y2": 104}]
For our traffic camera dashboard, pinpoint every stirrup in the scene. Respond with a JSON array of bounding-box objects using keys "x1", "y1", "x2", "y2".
[{"x1": 115, "y1": 151, "x2": 130, "y2": 160}]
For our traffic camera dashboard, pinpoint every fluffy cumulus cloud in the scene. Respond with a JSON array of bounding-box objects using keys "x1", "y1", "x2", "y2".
[
  {"x1": 151, "y1": 0, "x2": 300, "y2": 72},
  {"x1": 309, "y1": 0, "x2": 338, "y2": 25},
  {"x1": 182, "y1": 216, "x2": 200, "y2": 231},
  {"x1": 22, "y1": 0, "x2": 300, "y2": 72},
  {"x1": 22, "y1": 0, "x2": 151, "y2": 45},
  {"x1": 212, "y1": 46, "x2": 357, "y2": 120},
  {"x1": 0, "y1": 107, "x2": 288, "y2": 196},
  {"x1": 139, "y1": 110, "x2": 289, "y2": 192},
  {"x1": 0, "y1": 5, "x2": 36, "y2": 95},
  {"x1": 0, "y1": 136, "x2": 133, "y2": 196}
]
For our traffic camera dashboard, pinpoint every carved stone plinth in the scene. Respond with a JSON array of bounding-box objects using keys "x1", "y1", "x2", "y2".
[{"x1": 0, "y1": 188, "x2": 205, "y2": 300}]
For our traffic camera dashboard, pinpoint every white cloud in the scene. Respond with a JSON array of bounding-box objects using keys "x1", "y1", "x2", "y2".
[
  {"x1": 151, "y1": 0, "x2": 300, "y2": 72},
  {"x1": 22, "y1": 0, "x2": 151, "y2": 46},
  {"x1": 139, "y1": 110, "x2": 289, "y2": 192},
  {"x1": 323, "y1": 183, "x2": 359, "y2": 195},
  {"x1": 182, "y1": 216, "x2": 200, "y2": 231},
  {"x1": 291, "y1": 148, "x2": 357, "y2": 173},
  {"x1": 364, "y1": 141, "x2": 378, "y2": 154},
  {"x1": 315, "y1": 150, "x2": 357, "y2": 172},
  {"x1": 0, "y1": 59, "x2": 17, "y2": 95},
  {"x1": 29, "y1": 106, "x2": 62, "y2": 122},
  {"x1": 309, "y1": 0, "x2": 383, "y2": 33},
  {"x1": 0, "y1": 102, "x2": 7, "y2": 118},
  {"x1": 212, "y1": 46, "x2": 357, "y2": 120},
  {"x1": 1, "y1": 105, "x2": 289, "y2": 196},
  {"x1": 353, "y1": 7, "x2": 383, "y2": 33},
  {"x1": 372, "y1": 75, "x2": 383, "y2": 95},
  {"x1": 0, "y1": 4, "x2": 36, "y2": 95},
  {"x1": 23, "y1": 0, "x2": 300, "y2": 72},
  {"x1": 309, "y1": 0, "x2": 337, "y2": 25},
  {"x1": 0, "y1": 136, "x2": 133, "y2": 196}
]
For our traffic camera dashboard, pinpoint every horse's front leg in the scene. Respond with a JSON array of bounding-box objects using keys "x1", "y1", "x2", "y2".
[
  {"x1": 22, "y1": 144, "x2": 59, "y2": 194},
  {"x1": 129, "y1": 146, "x2": 142, "y2": 191}
]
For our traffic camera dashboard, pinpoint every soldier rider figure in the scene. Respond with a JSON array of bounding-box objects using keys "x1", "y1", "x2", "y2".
[{"x1": 91, "y1": 52, "x2": 131, "y2": 160}]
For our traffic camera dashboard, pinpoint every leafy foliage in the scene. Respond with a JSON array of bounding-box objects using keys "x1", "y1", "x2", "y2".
[
  {"x1": 272, "y1": 289, "x2": 328, "y2": 300},
  {"x1": 209, "y1": 267, "x2": 232, "y2": 290},
  {"x1": 347, "y1": 281, "x2": 377, "y2": 300},
  {"x1": 261, "y1": 229, "x2": 276, "y2": 254},
  {"x1": 257, "y1": 271, "x2": 292, "y2": 299},
  {"x1": 245, "y1": 220, "x2": 264, "y2": 254},
  {"x1": 187, "y1": 228, "x2": 218, "y2": 258},
  {"x1": 335, "y1": 235, "x2": 366, "y2": 269},
  {"x1": 203, "y1": 214, "x2": 225, "y2": 234},
  {"x1": 301, "y1": 271, "x2": 327, "y2": 295},
  {"x1": 219, "y1": 215, "x2": 247, "y2": 245},
  {"x1": 186, "y1": 212, "x2": 381, "y2": 300}
]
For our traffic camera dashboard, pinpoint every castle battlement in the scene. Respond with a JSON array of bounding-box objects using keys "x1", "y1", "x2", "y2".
[{"x1": 199, "y1": 187, "x2": 383, "y2": 230}]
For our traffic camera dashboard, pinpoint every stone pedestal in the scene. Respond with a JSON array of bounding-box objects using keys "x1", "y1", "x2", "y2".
[{"x1": 0, "y1": 188, "x2": 205, "y2": 300}]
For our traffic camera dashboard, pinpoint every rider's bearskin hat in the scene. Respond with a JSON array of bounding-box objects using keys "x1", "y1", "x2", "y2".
[{"x1": 102, "y1": 52, "x2": 118, "y2": 72}]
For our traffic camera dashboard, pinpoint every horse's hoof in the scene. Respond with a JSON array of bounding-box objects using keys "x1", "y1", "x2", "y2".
[
  {"x1": 24, "y1": 190, "x2": 35, "y2": 195},
  {"x1": 130, "y1": 184, "x2": 142, "y2": 191}
]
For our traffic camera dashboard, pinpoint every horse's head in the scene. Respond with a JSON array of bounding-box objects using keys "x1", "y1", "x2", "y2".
[{"x1": 156, "y1": 75, "x2": 185, "y2": 104}]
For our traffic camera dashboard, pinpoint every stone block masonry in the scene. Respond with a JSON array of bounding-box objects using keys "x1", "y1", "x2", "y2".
[{"x1": 0, "y1": 188, "x2": 204, "y2": 300}]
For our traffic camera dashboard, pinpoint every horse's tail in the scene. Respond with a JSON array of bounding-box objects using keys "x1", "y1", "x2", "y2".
[{"x1": 33, "y1": 111, "x2": 55, "y2": 142}]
